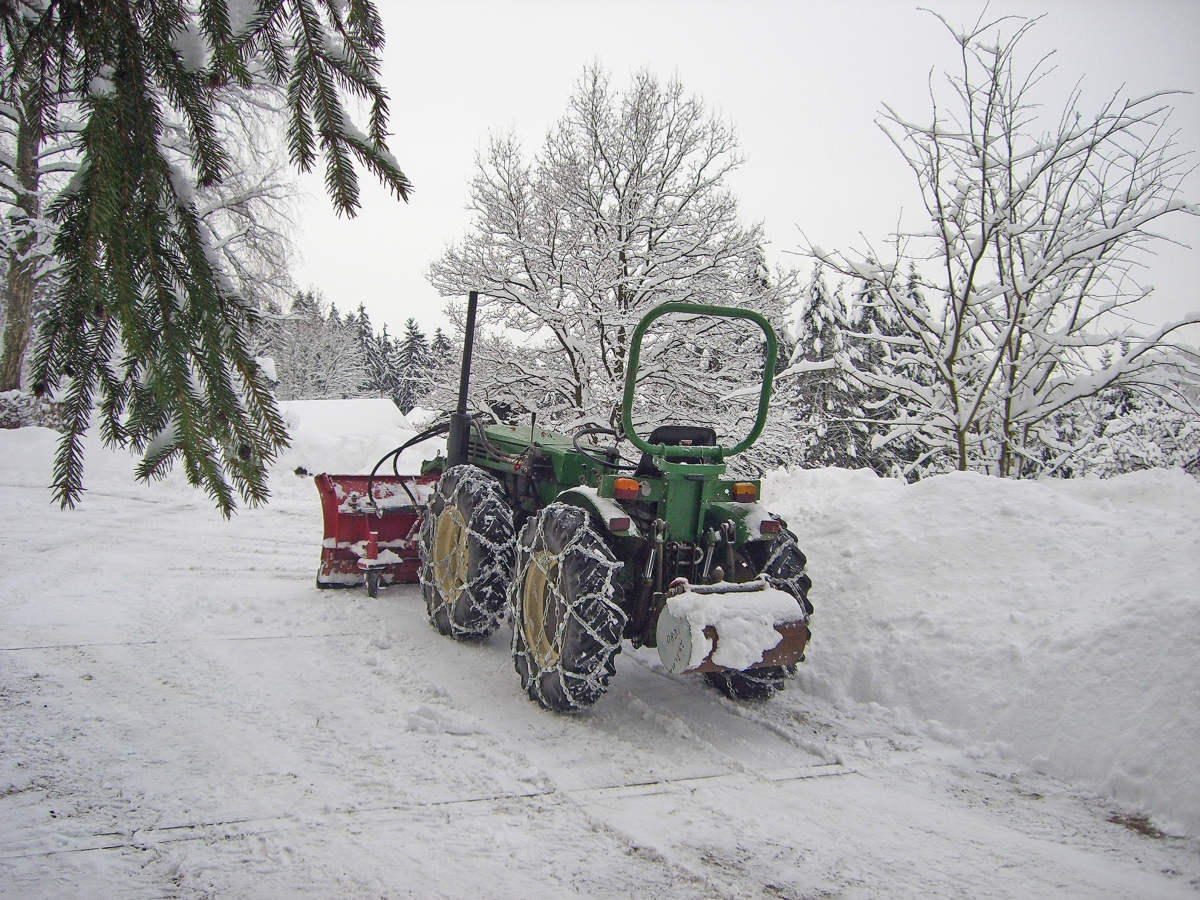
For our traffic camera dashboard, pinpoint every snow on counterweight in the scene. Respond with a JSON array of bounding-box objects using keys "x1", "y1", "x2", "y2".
[{"x1": 657, "y1": 577, "x2": 808, "y2": 673}]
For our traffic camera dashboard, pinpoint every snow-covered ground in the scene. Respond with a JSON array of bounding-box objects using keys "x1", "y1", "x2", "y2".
[{"x1": 2, "y1": 399, "x2": 1198, "y2": 898}]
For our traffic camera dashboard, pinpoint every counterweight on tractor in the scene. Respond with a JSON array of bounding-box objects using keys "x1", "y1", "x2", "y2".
[{"x1": 316, "y1": 294, "x2": 813, "y2": 712}]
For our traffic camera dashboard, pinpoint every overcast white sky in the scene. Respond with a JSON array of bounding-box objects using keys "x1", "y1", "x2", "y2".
[{"x1": 292, "y1": 0, "x2": 1200, "y2": 341}]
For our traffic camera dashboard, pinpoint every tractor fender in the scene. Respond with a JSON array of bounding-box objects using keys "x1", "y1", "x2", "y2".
[
  {"x1": 704, "y1": 501, "x2": 780, "y2": 545},
  {"x1": 555, "y1": 486, "x2": 641, "y2": 539}
]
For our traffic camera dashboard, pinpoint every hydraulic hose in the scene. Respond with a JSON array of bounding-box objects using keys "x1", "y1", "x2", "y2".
[
  {"x1": 366, "y1": 419, "x2": 451, "y2": 514},
  {"x1": 571, "y1": 426, "x2": 637, "y2": 471},
  {"x1": 468, "y1": 415, "x2": 524, "y2": 465}
]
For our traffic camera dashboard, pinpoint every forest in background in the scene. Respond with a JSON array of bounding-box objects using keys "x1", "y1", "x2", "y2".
[{"x1": 1, "y1": 6, "x2": 1197, "y2": 499}]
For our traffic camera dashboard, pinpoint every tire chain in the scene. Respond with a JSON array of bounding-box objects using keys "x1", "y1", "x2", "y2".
[
  {"x1": 759, "y1": 522, "x2": 814, "y2": 617},
  {"x1": 510, "y1": 503, "x2": 626, "y2": 711},
  {"x1": 418, "y1": 465, "x2": 516, "y2": 640}
]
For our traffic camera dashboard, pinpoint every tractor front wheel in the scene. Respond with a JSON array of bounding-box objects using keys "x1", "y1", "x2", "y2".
[
  {"x1": 704, "y1": 666, "x2": 793, "y2": 700},
  {"x1": 511, "y1": 503, "x2": 627, "y2": 712},
  {"x1": 418, "y1": 465, "x2": 515, "y2": 640}
]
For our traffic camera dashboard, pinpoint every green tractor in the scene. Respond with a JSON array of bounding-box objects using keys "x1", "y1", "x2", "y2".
[{"x1": 411, "y1": 295, "x2": 813, "y2": 712}]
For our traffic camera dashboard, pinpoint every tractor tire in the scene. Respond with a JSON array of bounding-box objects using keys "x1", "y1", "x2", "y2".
[
  {"x1": 705, "y1": 523, "x2": 812, "y2": 701},
  {"x1": 511, "y1": 503, "x2": 627, "y2": 712},
  {"x1": 418, "y1": 465, "x2": 515, "y2": 641},
  {"x1": 704, "y1": 666, "x2": 790, "y2": 700},
  {"x1": 752, "y1": 523, "x2": 814, "y2": 617}
]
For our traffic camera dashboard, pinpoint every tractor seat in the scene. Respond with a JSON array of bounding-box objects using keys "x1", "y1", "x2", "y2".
[{"x1": 635, "y1": 425, "x2": 718, "y2": 477}]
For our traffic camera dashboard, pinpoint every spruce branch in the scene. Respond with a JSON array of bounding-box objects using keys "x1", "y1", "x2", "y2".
[{"x1": 3, "y1": 0, "x2": 410, "y2": 514}]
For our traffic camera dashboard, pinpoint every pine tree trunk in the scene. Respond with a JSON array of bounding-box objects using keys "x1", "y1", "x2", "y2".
[{"x1": 0, "y1": 105, "x2": 42, "y2": 393}]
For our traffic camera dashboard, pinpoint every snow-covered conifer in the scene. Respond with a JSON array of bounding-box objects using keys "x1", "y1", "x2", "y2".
[
  {"x1": 783, "y1": 268, "x2": 861, "y2": 469},
  {"x1": 1, "y1": 0, "x2": 411, "y2": 514},
  {"x1": 392, "y1": 318, "x2": 434, "y2": 414},
  {"x1": 351, "y1": 304, "x2": 386, "y2": 398},
  {"x1": 430, "y1": 328, "x2": 453, "y2": 364}
]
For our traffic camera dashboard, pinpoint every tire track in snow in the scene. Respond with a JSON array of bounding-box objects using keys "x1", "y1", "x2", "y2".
[
  {"x1": 371, "y1": 584, "x2": 1200, "y2": 900},
  {"x1": 1, "y1": 488, "x2": 717, "y2": 899}
]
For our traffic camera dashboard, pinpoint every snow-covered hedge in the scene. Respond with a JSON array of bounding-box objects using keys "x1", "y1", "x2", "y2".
[{"x1": 0, "y1": 390, "x2": 69, "y2": 431}]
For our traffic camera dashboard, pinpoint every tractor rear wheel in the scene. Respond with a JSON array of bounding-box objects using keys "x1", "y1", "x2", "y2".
[
  {"x1": 419, "y1": 465, "x2": 515, "y2": 640},
  {"x1": 705, "y1": 523, "x2": 812, "y2": 701},
  {"x1": 511, "y1": 503, "x2": 627, "y2": 712},
  {"x1": 748, "y1": 523, "x2": 814, "y2": 617}
]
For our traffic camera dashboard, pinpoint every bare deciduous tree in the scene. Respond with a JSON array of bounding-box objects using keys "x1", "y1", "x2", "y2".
[
  {"x1": 430, "y1": 66, "x2": 795, "y2": 447},
  {"x1": 174, "y1": 88, "x2": 298, "y2": 314},
  {"x1": 812, "y1": 11, "x2": 1199, "y2": 477}
]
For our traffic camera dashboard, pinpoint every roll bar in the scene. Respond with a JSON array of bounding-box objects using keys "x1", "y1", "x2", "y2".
[{"x1": 619, "y1": 302, "x2": 778, "y2": 460}]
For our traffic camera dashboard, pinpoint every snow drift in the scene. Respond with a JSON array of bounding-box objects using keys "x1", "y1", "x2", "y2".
[
  {"x1": 273, "y1": 398, "x2": 442, "y2": 481},
  {"x1": 764, "y1": 465, "x2": 1200, "y2": 837}
]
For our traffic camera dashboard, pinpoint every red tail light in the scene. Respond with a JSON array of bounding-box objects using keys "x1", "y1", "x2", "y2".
[
  {"x1": 759, "y1": 518, "x2": 781, "y2": 534},
  {"x1": 608, "y1": 516, "x2": 631, "y2": 532}
]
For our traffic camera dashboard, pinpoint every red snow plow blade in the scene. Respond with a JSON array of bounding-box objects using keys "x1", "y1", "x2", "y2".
[{"x1": 314, "y1": 473, "x2": 438, "y2": 589}]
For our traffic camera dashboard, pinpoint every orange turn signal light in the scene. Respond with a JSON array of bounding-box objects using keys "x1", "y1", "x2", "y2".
[
  {"x1": 613, "y1": 477, "x2": 641, "y2": 500},
  {"x1": 731, "y1": 482, "x2": 757, "y2": 502}
]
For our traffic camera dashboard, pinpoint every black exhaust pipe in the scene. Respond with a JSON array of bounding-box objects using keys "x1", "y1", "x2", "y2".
[{"x1": 446, "y1": 290, "x2": 478, "y2": 468}]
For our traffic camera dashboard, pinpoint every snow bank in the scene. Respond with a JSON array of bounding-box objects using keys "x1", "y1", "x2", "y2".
[
  {"x1": 280, "y1": 398, "x2": 410, "y2": 435},
  {"x1": 763, "y1": 465, "x2": 1200, "y2": 837},
  {"x1": 271, "y1": 399, "x2": 445, "y2": 500}
]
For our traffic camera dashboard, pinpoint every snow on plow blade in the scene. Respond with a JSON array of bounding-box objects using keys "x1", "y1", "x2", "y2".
[
  {"x1": 314, "y1": 473, "x2": 438, "y2": 589},
  {"x1": 655, "y1": 578, "x2": 810, "y2": 675}
]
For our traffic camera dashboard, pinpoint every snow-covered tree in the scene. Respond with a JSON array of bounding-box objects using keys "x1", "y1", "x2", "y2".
[
  {"x1": 419, "y1": 325, "x2": 457, "y2": 415},
  {"x1": 787, "y1": 269, "x2": 857, "y2": 464},
  {"x1": 2, "y1": 78, "x2": 299, "y2": 394},
  {"x1": 430, "y1": 66, "x2": 794, "y2": 448},
  {"x1": 771, "y1": 266, "x2": 925, "y2": 477},
  {"x1": 392, "y1": 318, "x2": 433, "y2": 413},
  {"x1": 348, "y1": 302, "x2": 388, "y2": 398},
  {"x1": 811, "y1": 12, "x2": 1200, "y2": 478},
  {"x1": 267, "y1": 292, "x2": 366, "y2": 401},
  {"x1": 1028, "y1": 378, "x2": 1200, "y2": 478},
  {"x1": 0, "y1": 60, "x2": 80, "y2": 392},
  {"x1": 430, "y1": 327, "x2": 453, "y2": 364},
  {"x1": 1, "y1": 0, "x2": 411, "y2": 514},
  {"x1": 182, "y1": 88, "x2": 297, "y2": 314},
  {"x1": 377, "y1": 325, "x2": 400, "y2": 402}
]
